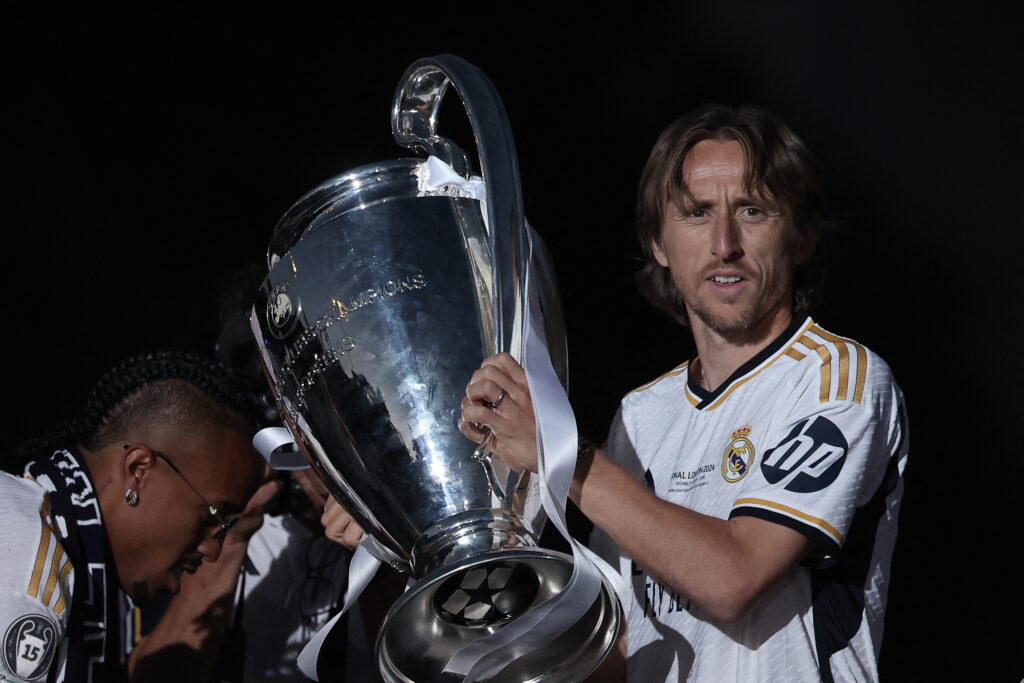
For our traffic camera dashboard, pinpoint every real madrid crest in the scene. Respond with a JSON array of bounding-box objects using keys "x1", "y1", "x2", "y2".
[
  {"x1": 722, "y1": 424, "x2": 755, "y2": 483},
  {"x1": 267, "y1": 281, "x2": 301, "y2": 339}
]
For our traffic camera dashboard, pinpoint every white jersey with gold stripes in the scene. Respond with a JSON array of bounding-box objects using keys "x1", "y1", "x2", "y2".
[
  {"x1": 590, "y1": 314, "x2": 909, "y2": 683},
  {"x1": 0, "y1": 472, "x2": 73, "y2": 682}
]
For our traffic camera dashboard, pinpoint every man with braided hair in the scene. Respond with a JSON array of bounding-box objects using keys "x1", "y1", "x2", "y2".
[{"x1": 1, "y1": 351, "x2": 266, "y2": 683}]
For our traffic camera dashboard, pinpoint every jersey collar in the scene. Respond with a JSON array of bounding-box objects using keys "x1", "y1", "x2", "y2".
[{"x1": 685, "y1": 313, "x2": 812, "y2": 410}]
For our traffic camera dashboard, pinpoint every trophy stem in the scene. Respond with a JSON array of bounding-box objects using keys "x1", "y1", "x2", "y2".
[
  {"x1": 376, "y1": 548, "x2": 620, "y2": 683},
  {"x1": 409, "y1": 508, "x2": 539, "y2": 578}
]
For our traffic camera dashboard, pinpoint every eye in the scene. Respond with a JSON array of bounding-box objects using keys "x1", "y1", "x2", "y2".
[
  {"x1": 738, "y1": 206, "x2": 768, "y2": 222},
  {"x1": 676, "y1": 208, "x2": 709, "y2": 224}
]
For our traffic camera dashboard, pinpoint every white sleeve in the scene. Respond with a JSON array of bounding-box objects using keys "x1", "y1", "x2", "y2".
[
  {"x1": 730, "y1": 357, "x2": 909, "y2": 556},
  {"x1": 1, "y1": 474, "x2": 73, "y2": 681}
]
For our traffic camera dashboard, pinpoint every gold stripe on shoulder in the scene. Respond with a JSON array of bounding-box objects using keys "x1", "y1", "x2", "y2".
[
  {"x1": 29, "y1": 499, "x2": 53, "y2": 598},
  {"x1": 784, "y1": 348, "x2": 806, "y2": 361},
  {"x1": 626, "y1": 361, "x2": 690, "y2": 397},
  {"x1": 54, "y1": 557, "x2": 74, "y2": 614},
  {"x1": 796, "y1": 335, "x2": 832, "y2": 403},
  {"x1": 41, "y1": 541, "x2": 65, "y2": 605},
  {"x1": 811, "y1": 326, "x2": 849, "y2": 400},
  {"x1": 810, "y1": 326, "x2": 868, "y2": 404}
]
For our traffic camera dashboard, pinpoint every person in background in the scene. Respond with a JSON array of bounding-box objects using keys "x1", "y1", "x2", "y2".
[
  {"x1": 1, "y1": 351, "x2": 266, "y2": 682},
  {"x1": 128, "y1": 262, "x2": 382, "y2": 682}
]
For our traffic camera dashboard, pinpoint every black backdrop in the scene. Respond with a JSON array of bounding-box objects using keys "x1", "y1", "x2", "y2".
[{"x1": 5, "y1": 5, "x2": 1021, "y2": 681}]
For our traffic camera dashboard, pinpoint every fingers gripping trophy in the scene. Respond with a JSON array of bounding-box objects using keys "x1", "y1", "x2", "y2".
[{"x1": 250, "y1": 55, "x2": 621, "y2": 682}]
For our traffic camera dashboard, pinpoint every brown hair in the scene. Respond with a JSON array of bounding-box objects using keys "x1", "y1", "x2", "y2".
[{"x1": 635, "y1": 104, "x2": 833, "y2": 325}]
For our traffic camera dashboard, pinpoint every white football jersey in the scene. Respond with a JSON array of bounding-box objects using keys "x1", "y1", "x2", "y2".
[
  {"x1": 0, "y1": 472, "x2": 73, "y2": 682},
  {"x1": 591, "y1": 315, "x2": 909, "y2": 682}
]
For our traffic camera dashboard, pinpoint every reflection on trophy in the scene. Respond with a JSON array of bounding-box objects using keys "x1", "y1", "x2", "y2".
[{"x1": 251, "y1": 54, "x2": 619, "y2": 682}]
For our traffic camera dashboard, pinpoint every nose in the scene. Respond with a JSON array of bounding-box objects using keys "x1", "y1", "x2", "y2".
[
  {"x1": 710, "y1": 213, "x2": 743, "y2": 262},
  {"x1": 197, "y1": 532, "x2": 225, "y2": 562}
]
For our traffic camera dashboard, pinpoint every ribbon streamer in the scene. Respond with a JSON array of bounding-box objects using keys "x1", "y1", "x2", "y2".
[
  {"x1": 296, "y1": 538, "x2": 383, "y2": 679},
  {"x1": 253, "y1": 426, "x2": 310, "y2": 470},
  {"x1": 442, "y1": 228, "x2": 625, "y2": 681}
]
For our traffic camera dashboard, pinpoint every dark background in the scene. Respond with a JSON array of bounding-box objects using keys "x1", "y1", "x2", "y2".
[{"x1": 5, "y1": 4, "x2": 1021, "y2": 681}]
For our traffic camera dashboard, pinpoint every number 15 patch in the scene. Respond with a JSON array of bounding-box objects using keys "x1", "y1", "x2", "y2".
[
  {"x1": 3, "y1": 614, "x2": 58, "y2": 681},
  {"x1": 761, "y1": 417, "x2": 848, "y2": 493}
]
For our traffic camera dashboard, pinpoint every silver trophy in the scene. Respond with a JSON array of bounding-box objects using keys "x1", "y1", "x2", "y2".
[{"x1": 251, "y1": 54, "x2": 619, "y2": 682}]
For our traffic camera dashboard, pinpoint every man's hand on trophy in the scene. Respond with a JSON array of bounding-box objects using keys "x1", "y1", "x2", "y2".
[
  {"x1": 322, "y1": 496, "x2": 365, "y2": 551},
  {"x1": 459, "y1": 352, "x2": 539, "y2": 473}
]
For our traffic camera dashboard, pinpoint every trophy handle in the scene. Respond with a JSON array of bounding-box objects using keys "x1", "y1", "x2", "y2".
[
  {"x1": 392, "y1": 54, "x2": 526, "y2": 359},
  {"x1": 393, "y1": 55, "x2": 535, "y2": 502}
]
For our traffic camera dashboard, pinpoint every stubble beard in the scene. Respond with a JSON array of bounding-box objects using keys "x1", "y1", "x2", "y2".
[
  {"x1": 689, "y1": 302, "x2": 756, "y2": 337},
  {"x1": 684, "y1": 277, "x2": 793, "y2": 343}
]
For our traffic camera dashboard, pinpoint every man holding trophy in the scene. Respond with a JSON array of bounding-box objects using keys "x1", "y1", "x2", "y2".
[
  {"x1": 252, "y1": 54, "x2": 906, "y2": 681},
  {"x1": 459, "y1": 104, "x2": 909, "y2": 682}
]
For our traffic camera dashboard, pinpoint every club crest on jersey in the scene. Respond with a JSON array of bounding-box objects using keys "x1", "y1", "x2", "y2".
[
  {"x1": 722, "y1": 424, "x2": 755, "y2": 483},
  {"x1": 3, "y1": 614, "x2": 58, "y2": 681}
]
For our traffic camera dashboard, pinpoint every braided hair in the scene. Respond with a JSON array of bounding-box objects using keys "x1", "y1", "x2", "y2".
[{"x1": 16, "y1": 351, "x2": 259, "y2": 459}]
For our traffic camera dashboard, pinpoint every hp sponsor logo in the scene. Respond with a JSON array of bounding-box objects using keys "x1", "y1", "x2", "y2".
[{"x1": 761, "y1": 416, "x2": 848, "y2": 493}]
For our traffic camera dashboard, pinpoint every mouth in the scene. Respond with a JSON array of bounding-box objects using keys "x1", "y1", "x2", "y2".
[
  {"x1": 166, "y1": 560, "x2": 198, "y2": 594},
  {"x1": 707, "y1": 272, "x2": 747, "y2": 289},
  {"x1": 174, "y1": 558, "x2": 203, "y2": 577}
]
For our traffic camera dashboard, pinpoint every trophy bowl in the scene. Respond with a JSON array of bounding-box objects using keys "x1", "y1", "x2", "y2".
[{"x1": 251, "y1": 54, "x2": 619, "y2": 682}]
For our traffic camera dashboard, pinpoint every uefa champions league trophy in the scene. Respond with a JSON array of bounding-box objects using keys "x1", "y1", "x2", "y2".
[{"x1": 250, "y1": 54, "x2": 619, "y2": 682}]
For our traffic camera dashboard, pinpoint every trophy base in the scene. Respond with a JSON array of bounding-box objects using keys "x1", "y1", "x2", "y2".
[{"x1": 376, "y1": 548, "x2": 620, "y2": 682}]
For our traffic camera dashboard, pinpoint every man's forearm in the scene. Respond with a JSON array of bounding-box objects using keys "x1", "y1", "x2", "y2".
[
  {"x1": 572, "y1": 447, "x2": 812, "y2": 622},
  {"x1": 127, "y1": 540, "x2": 247, "y2": 682}
]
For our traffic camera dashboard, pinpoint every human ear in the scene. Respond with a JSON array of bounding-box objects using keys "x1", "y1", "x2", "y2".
[
  {"x1": 651, "y1": 238, "x2": 670, "y2": 268},
  {"x1": 120, "y1": 444, "x2": 155, "y2": 494}
]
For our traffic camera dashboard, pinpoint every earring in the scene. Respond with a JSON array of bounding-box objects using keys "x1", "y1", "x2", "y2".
[{"x1": 124, "y1": 488, "x2": 139, "y2": 506}]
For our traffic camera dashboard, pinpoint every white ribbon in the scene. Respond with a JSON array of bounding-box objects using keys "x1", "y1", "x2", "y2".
[
  {"x1": 296, "y1": 538, "x2": 383, "y2": 679},
  {"x1": 252, "y1": 426, "x2": 310, "y2": 471},
  {"x1": 441, "y1": 229, "x2": 626, "y2": 681},
  {"x1": 416, "y1": 155, "x2": 486, "y2": 199}
]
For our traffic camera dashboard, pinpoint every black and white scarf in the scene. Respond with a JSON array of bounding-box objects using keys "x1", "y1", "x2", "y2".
[{"x1": 25, "y1": 448, "x2": 125, "y2": 683}]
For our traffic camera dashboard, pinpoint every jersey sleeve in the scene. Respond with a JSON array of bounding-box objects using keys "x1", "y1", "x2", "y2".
[
  {"x1": 729, "y1": 354, "x2": 909, "y2": 557},
  {"x1": 1, "y1": 475, "x2": 73, "y2": 682}
]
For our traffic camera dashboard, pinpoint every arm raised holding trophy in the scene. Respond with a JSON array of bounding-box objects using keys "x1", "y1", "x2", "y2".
[
  {"x1": 460, "y1": 350, "x2": 814, "y2": 625},
  {"x1": 460, "y1": 106, "x2": 909, "y2": 682}
]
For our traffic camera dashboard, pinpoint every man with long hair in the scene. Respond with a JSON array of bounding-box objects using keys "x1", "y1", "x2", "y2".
[{"x1": 460, "y1": 105, "x2": 909, "y2": 682}]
